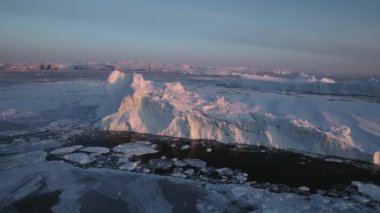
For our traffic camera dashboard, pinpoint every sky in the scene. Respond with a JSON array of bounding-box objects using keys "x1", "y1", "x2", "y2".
[{"x1": 0, "y1": 0, "x2": 379, "y2": 74}]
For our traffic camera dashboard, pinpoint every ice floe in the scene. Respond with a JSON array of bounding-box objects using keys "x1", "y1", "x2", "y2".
[
  {"x1": 62, "y1": 153, "x2": 96, "y2": 165},
  {"x1": 119, "y1": 161, "x2": 139, "y2": 171},
  {"x1": 79, "y1": 146, "x2": 110, "y2": 154},
  {"x1": 50, "y1": 145, "x2": 83, "y2": 155},
  {"x1": 112, "y1": 141, "x2": 158, "y2": 157}
]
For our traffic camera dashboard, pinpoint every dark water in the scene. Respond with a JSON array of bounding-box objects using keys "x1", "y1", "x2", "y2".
[
  {"x1": 72, "y1": 131, "x2": 380, "y2": 191},
  {"x1": 79, "y1": 191, "x2": 129, "y2": 213},
  {"x1": 6, "y1": 190, "x2": 61, "y2": 213}
]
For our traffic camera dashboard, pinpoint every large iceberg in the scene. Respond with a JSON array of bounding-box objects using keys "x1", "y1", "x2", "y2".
[{"x1": 96, "y1": 70, "x2": 380, "y2": 161}]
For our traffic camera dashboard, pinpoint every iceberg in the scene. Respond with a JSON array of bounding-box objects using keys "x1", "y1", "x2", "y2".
[
  {"x1": 96, "y1": 71, "x2": 379, "y2": 161},
  {"x1": 374, "y1": 151, "x2": 380, "y2": 165}
]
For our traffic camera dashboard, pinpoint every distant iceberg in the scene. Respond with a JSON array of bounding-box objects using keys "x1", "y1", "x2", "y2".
[{"x1": 231, "y1": 73, "x2": 380, "y2": 97}]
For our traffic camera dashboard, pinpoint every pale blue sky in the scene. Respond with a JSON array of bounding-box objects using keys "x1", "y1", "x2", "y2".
[{"x1": 0, "y1": 0, "x2": 379, "y2": 74}]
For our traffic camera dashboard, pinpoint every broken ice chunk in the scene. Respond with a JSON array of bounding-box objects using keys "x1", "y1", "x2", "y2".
[
  {"x1": 200, "y1": 166, "x2": 216, "y2": 175},
  {"x1": 298, "y1": 186, "x2": 310, "y2": 191},
  {"x1": 50, "y1": 145, "x2": 83, "y2": 155},
  {"x1": 353, "y1": 181, "x2": 380, "y2": 201},
  {"x1": 235, "y1": 173, "x2": 248, "y2": 182},
  {"x1": 149, "y1": 159, "x2": 172, "y2": 170},
  {"x1": 216, "y1": 167, "x2": 234, "y2": 177},
  {"x1": 180, "y1": 145, "x2": 190, "y2": 150},
  {"x1": 142, "y1": 168, "x2": 151, "y2": 173},
  {"x1": 183, "y1": 158, "x2": 206, "y2": 169},
  {"x1": 119, "y1": 161, "x2": 139, "y2": 171},
  {"x1": 62, "y1": 153, "x2": 96, "y2": 165},
  {"x1": 80, "y1": 147, "x2": 110, "y2": 154},
  {"x1": 184, "y1": 168, "x2": 194, "y2": 176},
  {"x1": 171, "y1": 172, "x2": 186, "y2": 178},
  {"x1": 112, "y1": 141, "x2": 158, "y2": 157},
  {"x1": 174, "y1": 160, "x2": 188, "y2": 167}
]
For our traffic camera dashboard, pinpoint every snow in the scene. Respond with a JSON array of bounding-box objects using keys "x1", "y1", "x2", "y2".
[
  {"x1": 80, "y1": 146, "x2": 110, "y2": 154},
  {"x1": 112, "y1": 141, "x2": 158, "y2": 157},
  {"x1": 353, "y1": 181, "x2": 380, "y2": 201},
  {"x1": 62, "y1": 153, "x2": 96, "y2": 165},
  {"x1": 50, "y1": 145, "x2": 83, "y2": 155},
  {"x1": 97, "y1": 71, "x2": 380, "y2": 161}
]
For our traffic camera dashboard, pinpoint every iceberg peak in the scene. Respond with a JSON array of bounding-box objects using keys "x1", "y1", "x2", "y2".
[{"x1": 107, "y1": 70, "x2": 125, "y2": 84}]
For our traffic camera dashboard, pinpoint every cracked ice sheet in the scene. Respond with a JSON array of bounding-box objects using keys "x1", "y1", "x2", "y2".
[{"x1": 0, "y1": 156, "x2": 377, "y2": 212}]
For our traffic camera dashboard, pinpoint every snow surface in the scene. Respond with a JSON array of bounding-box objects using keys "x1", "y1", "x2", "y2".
[{"x1": 97, "y1": 71, "x2": 380, "y2": 161}]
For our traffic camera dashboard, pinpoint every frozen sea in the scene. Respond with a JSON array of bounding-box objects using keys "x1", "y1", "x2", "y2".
[{"x1": 1, "y1": 70, "x2": 380, "y2": 212}]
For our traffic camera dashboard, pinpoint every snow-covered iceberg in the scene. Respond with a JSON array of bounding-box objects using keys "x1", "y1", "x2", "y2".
[{"x1": 96, "y1": 71, "x2": 380, "y2": 161}]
